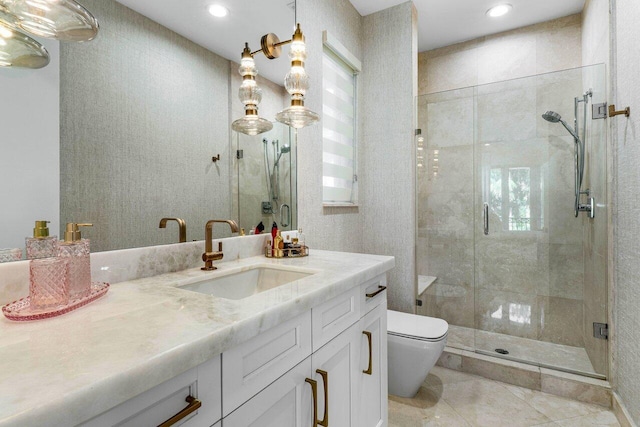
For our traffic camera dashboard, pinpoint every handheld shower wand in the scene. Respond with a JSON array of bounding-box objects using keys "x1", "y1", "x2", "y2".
[{"x1": 542, "y1": 101, "x2": 594, "y2": 218}]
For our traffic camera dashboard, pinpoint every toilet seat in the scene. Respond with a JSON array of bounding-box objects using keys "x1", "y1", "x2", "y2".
[{"x1": 387, "y1": 310, "x2": 448, "y2": 342}]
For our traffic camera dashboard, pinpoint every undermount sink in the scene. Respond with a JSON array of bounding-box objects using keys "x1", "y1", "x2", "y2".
[{"x1": 179, "y1": 266, "x2": 315, "y2": 300}]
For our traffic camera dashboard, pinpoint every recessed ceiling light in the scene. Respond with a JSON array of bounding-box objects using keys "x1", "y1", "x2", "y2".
[
  {"x1": 486, "y1": 4, "x2": 512, "y2": 17},
  {"x1": 208, "y1": 4, "x2": 229, "y2": 18}
]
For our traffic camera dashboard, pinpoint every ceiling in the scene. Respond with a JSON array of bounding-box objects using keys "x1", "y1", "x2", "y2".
[
  {"x1": 350, "y1": 0, "x2": 586, "y2": 52},
  {"x1": 115, "y1": 0, "x2": 586, "y2": 84}
]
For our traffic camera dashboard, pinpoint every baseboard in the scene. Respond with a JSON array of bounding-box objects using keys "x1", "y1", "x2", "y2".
[{"x1": 613, "y1": 392, "x2": 638, "y2": 427}]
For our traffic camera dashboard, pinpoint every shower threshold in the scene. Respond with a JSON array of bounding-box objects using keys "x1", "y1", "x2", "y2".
[{"x1": 447, "y1": 325, "x2": 605, "y2": 380}]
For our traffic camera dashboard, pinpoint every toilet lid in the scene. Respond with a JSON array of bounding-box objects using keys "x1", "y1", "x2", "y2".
[{"x1": 387, "y1": 310, "x2": 448, "y2": 340}]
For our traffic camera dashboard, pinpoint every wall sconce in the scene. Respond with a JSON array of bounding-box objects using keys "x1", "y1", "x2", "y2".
[
  {"x1": 232, "y1": 23, "x2": 319, "y2": 135},
  {"x1": 0, "y1": 0, "x2": 98, "y2": 69},
  {"x1": 231, "y1": 43, "x2": 273, "y2": 136}
]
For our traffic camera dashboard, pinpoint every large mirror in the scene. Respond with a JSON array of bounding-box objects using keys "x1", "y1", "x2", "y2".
[{"x1": 0, "y1": 0, "x2": 297, "y2": 259}]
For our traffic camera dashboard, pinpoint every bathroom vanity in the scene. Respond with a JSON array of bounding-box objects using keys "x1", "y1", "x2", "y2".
[{"x1": 0, "y1": 244, "x2": 393, "y2": 427}]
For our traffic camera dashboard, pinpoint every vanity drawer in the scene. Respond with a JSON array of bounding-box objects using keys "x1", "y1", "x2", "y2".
[
  {"x1": 311, "y1": 286, "x2": 361, "y2": 352},
  {"x1": 82, "y1": 355, "x2": 221, "y2": 427},
  {"x1": 361, "y1": 274, "x2": 387, "y2": 314},
  {"x1": 222, "y1": 311, "x2": 312, "y2": 416}
]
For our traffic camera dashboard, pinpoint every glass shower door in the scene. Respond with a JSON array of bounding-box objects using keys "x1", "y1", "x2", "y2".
[
  {"x1": 416, "y1": 88, "x2": 476, "y2": 351},
  {"x1": 473, "y1": 65, "x2": 608, "y2": 378}
]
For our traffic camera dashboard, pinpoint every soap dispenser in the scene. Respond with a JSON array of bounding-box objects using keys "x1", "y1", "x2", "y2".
[
  {"x1": 57, "y1": 223, "x2": 93, "y2": 299},
  {"x1": 25, "y1": 220, "x2": 58, "y2": 259}
]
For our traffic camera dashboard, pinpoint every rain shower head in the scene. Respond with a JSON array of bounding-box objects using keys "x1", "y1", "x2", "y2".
[{"x1": 542, "y1": 110, "x2": 580, "y2": 142}]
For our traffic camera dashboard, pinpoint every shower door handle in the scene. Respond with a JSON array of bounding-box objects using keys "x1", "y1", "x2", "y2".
[
  {"x1": 483, "y1": 203, "x2": 489, "y2": 235},
  {"x1": 280, "y1": 203, "x2": 290, "y2": 228}
]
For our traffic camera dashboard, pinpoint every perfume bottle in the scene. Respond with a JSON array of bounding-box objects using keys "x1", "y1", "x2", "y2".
[
  {"x1": 57, "y1": 223, "x2": 93, "y2": 299},
  {"x1": 29, "y1": 257, "x2": 69, "y2": 310},
  {"x1": 25, "y1": 220, "x2": 58, "y2": 259}
]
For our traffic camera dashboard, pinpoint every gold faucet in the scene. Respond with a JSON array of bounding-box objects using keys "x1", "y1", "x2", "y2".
[
  {"x1": 202, "y1": 219, "x2": 240, "y2": 270},
  {"x1": 159, "y1": 218, "x2": 187, "y2": 243}
]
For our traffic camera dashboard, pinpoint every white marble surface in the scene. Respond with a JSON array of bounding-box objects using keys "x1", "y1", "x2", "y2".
[{"x1": 0, "y1": 249, "x2": 394, "y2": 427}]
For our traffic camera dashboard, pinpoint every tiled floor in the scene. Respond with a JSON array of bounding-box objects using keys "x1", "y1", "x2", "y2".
[
  {"x1": 388, "y1": 366, "x2": 620, "y2": 427},
  {"x1": 447, "y1": 325, "x2": 599, "y2": 377}
]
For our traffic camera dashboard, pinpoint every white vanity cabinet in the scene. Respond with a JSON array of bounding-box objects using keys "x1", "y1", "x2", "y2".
[
  {"x1": 79, "y1": 274, "x2": 387, "y2": 427},
  {"x1": 81, "y1": 355, "x2": 222, "y2": 427},
  {"x1": 222, "y1": 274, "x2": 388, "y2": 427}
]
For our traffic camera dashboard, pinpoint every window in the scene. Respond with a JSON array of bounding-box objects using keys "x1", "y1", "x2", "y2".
[
  {"x1": 322, "y1": 31, "x2": 360, "y2": 205},
  {"x1": 489, "y1": 166, "x2": 544, "y2": 232}
]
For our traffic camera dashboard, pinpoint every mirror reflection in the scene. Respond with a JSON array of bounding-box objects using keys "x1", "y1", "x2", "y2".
[{"x1": 0, "y1": 0, "x2": 296, "y2": 259}]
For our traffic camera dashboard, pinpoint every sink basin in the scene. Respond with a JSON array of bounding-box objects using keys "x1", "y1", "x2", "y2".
[{"x1": 179, "y1": 266, "x2": 315, "y2": 300}]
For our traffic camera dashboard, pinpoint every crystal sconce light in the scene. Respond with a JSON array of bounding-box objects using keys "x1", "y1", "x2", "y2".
[
  {"x1": 0, "y1": 0, "x2": 99, "y2": 69},
  {"x1": 275, "y1": 24, "x2": 319, "y2": 128},
  {"x1": 232, "y1": 23, "x2": 319, "y2": 135},
  {"x1": 231, "y1": 43, "x2": 274, "y2": 136}
]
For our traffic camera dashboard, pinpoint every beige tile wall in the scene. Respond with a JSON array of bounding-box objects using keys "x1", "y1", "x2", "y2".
[{"x1": 419, "y1": 14, "x2": 583, "y2": 95}]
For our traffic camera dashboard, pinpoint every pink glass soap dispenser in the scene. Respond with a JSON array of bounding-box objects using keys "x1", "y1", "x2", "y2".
[
  {"x1": 57, "y1": 223, "x2": 93, "y2": 299},
  {"x1": 26, "y1": 220, "x2": 58, "y2": 259}
]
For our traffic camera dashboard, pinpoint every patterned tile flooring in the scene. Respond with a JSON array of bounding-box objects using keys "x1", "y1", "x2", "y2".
[{"x1": 388, "y1": 366, "x2": 620, "y2": 427}]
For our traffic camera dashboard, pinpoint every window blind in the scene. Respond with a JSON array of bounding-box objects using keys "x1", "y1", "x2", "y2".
[{"x1": 322, "y1": 48, "x2": 356, "y2": 203}]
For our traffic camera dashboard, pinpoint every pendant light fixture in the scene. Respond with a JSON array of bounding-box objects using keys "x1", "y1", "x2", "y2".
[{"x1": 0, "y1": 10, "x2": 49, "y2": 68}]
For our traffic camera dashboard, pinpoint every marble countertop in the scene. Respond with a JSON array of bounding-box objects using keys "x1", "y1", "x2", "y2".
[{"x1": 0, "y1": 250, "x2": 394, "y2": 427}]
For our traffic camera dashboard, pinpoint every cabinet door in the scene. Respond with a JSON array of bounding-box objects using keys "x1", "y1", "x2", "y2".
[
  {"x1": 81, "y1": 355, "x2": 221, "y2": 427},
  {"x1": 359, "y1": 302, "x2": 388, "y2": 427},
  {"x1": 311, "y1": 321, "x2": 361, "y2": 427},
  {"x1": 223, "y1": 357, "x2": 313, "y2": 427}
]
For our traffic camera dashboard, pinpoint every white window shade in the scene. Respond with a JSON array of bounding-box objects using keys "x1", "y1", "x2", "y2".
[{"x1": 322, "y1": 39, "x2": 359, "y2": 205}]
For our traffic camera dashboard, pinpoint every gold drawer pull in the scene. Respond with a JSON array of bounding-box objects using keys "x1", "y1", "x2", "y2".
[
  {"x1": 305, "y1": 377, "x2": 318, "y2": 427},
  {"x1": 365, "y1": 285, "x2": 387, "y2": 299},
  {"x1": 316, "y1": 369, "x2": 329, "y2": 426},
  {"x1": 158, "y1": 395, "x2": 202, "y2": 427},
  {"x1": 362, "y1": 331, "x2": 373, "y2": 375}
]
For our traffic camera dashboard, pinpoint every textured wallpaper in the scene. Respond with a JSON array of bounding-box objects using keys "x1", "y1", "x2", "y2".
[
  {"x1": 296, "y1": 0, "x2": 365, "y2": 255},
  {"x1": 60, "y1": 0, "x2": 231, "y2": 252},
  {"x1": 613, "y1": 0, "x2": 640, "y2": 423},
  {"x1": 362, "y1": 3, "x2": 418, "y2": 312}
]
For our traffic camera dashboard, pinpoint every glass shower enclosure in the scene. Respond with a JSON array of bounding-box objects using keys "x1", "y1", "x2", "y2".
[
  {"x1": 233, "y1": 123, "x2": 298, "y2": 234},
  {"x1": 416, "y1": 64, "x2": 608, "y2": 379}
]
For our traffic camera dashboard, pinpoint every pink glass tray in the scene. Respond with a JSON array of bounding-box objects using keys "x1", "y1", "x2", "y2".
[{"x1": 2, "y1": 282, "x2": 109, "y2": 321}]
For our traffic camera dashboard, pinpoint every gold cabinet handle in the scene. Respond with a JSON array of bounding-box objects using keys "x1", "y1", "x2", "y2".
[
  {"x1": 157, "y1": 395, "x2": 202, "y2": 427},
  {"x1": 316, "y1": 369, "x2": 329, "y2": 427},
  {"x1": 362, "y1": 331, "x2": 373, "y2": 375},
  {"x1": 305, "y1": 377, "x2": 319, "y2": 427},
  {"x1": 365, "y1": 285, "x2": 387, "y2": 298}
]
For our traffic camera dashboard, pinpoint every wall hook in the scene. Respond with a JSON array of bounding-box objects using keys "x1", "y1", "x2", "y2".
[
  {"x1": 609, "y1": 104, "x2": 630, "y2": 118},
  {"x1": 212, "y1": 154, "x2": 220, "y2": 162}
]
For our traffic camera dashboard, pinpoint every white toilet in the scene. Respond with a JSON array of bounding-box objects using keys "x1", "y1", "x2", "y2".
[{"x1": 387, "y1": 310, "x2": 449, "y2": 397}]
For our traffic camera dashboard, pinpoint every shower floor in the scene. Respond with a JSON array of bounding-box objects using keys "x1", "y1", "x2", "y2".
[{"x1": 447, "y1": 325, "x2": 602, "y2": 379}]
